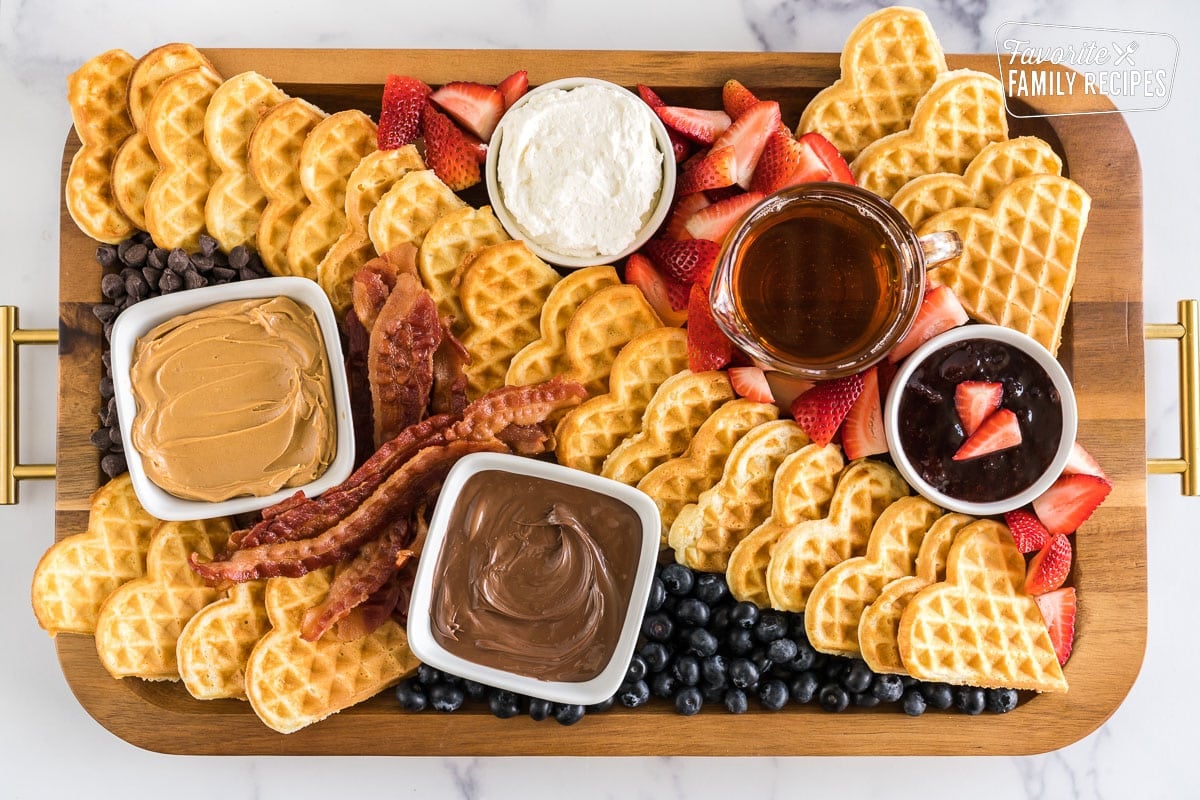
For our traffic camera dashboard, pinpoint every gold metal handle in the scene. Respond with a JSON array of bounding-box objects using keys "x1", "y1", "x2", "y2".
[
  {"x1": 1, "y1": 306, "x2": 57, "y2": 504},
  {"x1": 1146, "y1": 299, "x2": 1200, "y2": 495}
]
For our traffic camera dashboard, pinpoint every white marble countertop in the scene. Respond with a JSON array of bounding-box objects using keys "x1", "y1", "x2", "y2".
[{"x1": 3, "y1": 1, "x2": 1198, "y2": 797}]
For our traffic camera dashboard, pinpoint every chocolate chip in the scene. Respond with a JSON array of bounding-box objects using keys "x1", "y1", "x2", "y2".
[
  {"x1": 117, "y1": 239, "x2": 136, "y2": 264},
  {"x1": 246, "y1": 253, "x2": 267, "y2": 275},
  {"x1": 108, "y1": 425, "x2": 122, "y2": 445},
  {"x1": 96, "y1": 245, "x2": 118, "y2": 268},
  {"x1": 199, "y1": 233, "x2": 219, "y2": 257},
  {"x1": 123, "y1": 243, "x2": 148, "y2": 268},
  {"x1": 159, "y1": 270, "x2": 183, "y2": 293},
  {"x1": 142, "y1": 266, "x2": 162, "y2": 287},
  {"x1": 100, "y1": 453, "x2": 127, "y2": 478},
  {"x1": 135, "y1": 230, "x2": 154, "y2": 246},
  {"x1": 120, "y1": 267, "x2": 140, "y2": 283},
  {"x1": 238, "y1": 267, "x2": 260, "y2": 282},
  {"x1": 212, "y1": 250, "x2": 229, "y2": 267},
  {"x1": 109, "y1": 438, "x2": 123, "y2": 453},
  {"x1": 167, "y1": 248, "x2": 190, "y2": 274},
  {"x1": 101, "y1": 351, "x2": 111, "y2": 371},
  {"x1": 212, "y1": 266, "x2": 236, "y2": 282},
  {"x1": 228, "y1": 245, "x2": 250, "y2": 269},
  {"x1": 107, "y1": 396, "x2": 118, "y2": 422},
  {"x1": 147, "y1": 247, "x2": 168, "y2": 270},
  {"x1": 183, "y1": 271, "x2": 207, "y2": 290},
  {"x1": 99, "y1": 375, "x2": 114, "y2": 399},
  {"x1": 92, "y1": 303, "x2": 117, "y2": 324},
  {"x1": 190, "y1": 253, "x2": 214, "y2": 272},
  {"x1": 101, "y1": 273, "x2": 125, "y2": 299},
  {"x1": 90, "y1": 428, "x2": 111, "y2": 449},
  {"x1": 103, "y1": 319, "x2": 114, "y2": 341},
  {"x1": 125, "y1": 273, "x2": 149, "y2": 299}
]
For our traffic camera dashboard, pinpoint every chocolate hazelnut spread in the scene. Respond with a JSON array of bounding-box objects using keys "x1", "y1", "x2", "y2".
[
  {"x1": 129, "y1": 296, "x2": 336, "y2": 502},
  {"x1": 429, "y1": 469, "x2": 643, "y2": 682}
]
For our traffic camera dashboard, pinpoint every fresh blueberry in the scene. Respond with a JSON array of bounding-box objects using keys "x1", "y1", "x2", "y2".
[
  {"x1": 641, "y1": 612, "x2": 674, "y2": 642},
  {"x1": 693, "y1": 572, "x2": 729, "y2": 605},
  {"x1": 554, "y1": 704, "x2": 586, "y2": 726},
  {"x1": 673, "y1": 654, "x2": 701, "y2": 686},
  {"x1": 429, "y1": 683, "x2": 465, "y2": 712},
  {"x1": 674, "y1": 686, "x2": 703, "y2": 716},
  {"x1": 416, "y1": 664, "x2": 441, "y2": 685},
  {"x1": 819, "y1": 683, "x2": 850, "y2": 713},
  {"x1": 729, "y1": 601, "x2": 760, "y2": 629},
  {"x1": 871, "y1": 673, "x2": 905, "y2": 703},
  {"x1": 750, "y1": 649, "x2": 774, "y2": 676},
  {"x1": 758, "y1": 679, "x2": 789, "y2": 711},
  {"x1": 700, "y1": 655, "x2": 728, "y2": 688},
  {"x1": 650, "y1": 670, "x2": 677, "y2": 699},
  {"x1": 986, "y1": 688, "x2": 1019, "y2": 714},
  {"x1": 785, "y1": 640, "x2": 817, "y2": 673},
  {"x1": 461, "y1": 679, "x2": 487, "y2": 702},
  {"x1": 789, "y1": 671, "x2": 820, "y2": 704},
  {"x1": 754, "y1": 611, "x2": 789, "y2": 643},
  {"x1": 840, "y1": 660, "x2": 873, "y2": 694},
  {"x1": 766, "y1": 638, "x2": 798, "y2": 664},
  {"x1": 702, "y1": 683, "x2": 726, "y2": 703},
  {"x1": 728, "y1": 657, "x2": 760, "y2": 690},
  {"x1": 488, "y1": 689, "x2": 522, "y2": 719},
  {"x1": 822, "y1": 657, "x2": 846, "y2": 681},
  {"x1": 686, "y1": 627, "x2": 719, "y2": 657},
  {"x1": 920, "y1": 682, "x2": 954, "y2": 710},
  {"x1": 589, "y1": 695, "x2": 615, "y2": 713},
  {"x1": 724, "y1": 688, "x2": 749, "y2": 714},
  {"x1": 528, "y1": 697, "x2": 554, "y2": 721},
  {"x1": 394, "y1": 678, "x2": 428, "y2": 711},
  {"x1": 618, "y1": 680, "x2": 651, "y2": 708},
  {"x1": 645, "y1": 576, "x2": 667, "y2": 612},
  {"x1": 625, "y1": 654, "x2": 648, "y2": 683},
  {"x1": 676, "y1": 597, "x2": 710, "y2": 627},
  {"x1": 725, "y1": 627, "x2": 754, "y2": 655},
  {"x1": 854, "y1": 691, "x2": 881, "y2": 708},
  {"x1": 902, "y1": 688, "x2": 927, "y2": 716},
  {"x1": 709, "y1": 604, "x2": 732, "y2": 633},
  {"x1": 660, "y1": 563, "x2": 695, "y2": 596},
  {"x1": 900, "y1": 676, "x2": 918, "y2": 689},
  {"x1": 953, "y1": 686, "x2": 986, "y2": 716},
  {"x1": 640, "y1": 641, "x2": 670, "y2": 673}
]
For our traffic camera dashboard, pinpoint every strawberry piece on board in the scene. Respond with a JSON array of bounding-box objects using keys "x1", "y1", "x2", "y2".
[
  {"x1": 655, "y1": 106, "x2": 732, "y2": 145},
  {"x1": 1032, "y1": 473, "x2": 1112, "y2": 535},
  {"x1": 1025, "y1": 533, "x2": 1072, "y2": 595},
  {"x1": 686, "y1": 282, "x2": 734, "y2": 372},
  {"x1": 749, "y1": 130, "x2": 818, "y2": 194},
  {"x1": 377, "y1": 75, "x2": 431, "y2": 150},
  {"x1": 1003, "y1": 509, "x2": 1050, "y2": 554},
  {"x1": 888, "y1": 285, "x2": 969, "y2": 363},
  {"x1": 710, "y1": 100, "x2": 782, "y2": 189},
  {"x1": 497, "y1": 70, "x2": 528, "y2": 109},
  {"x1": 952, "y1": 408, "x2": 1021, "y2": 461},
  {"x1": 1064, "y1": 441, "x2": 1108, "y2": 480},
  {"x1": 798, "y1": 132, "x2": 855, "y2": 184},
  {"x1": 842, "y1": 366, "x2": 887, "y2": 460},
  {"x1": 637, "y1": 83, "x2": 666, "y2": 107},
  {"x1": 626, "y1": 253, "x2": 688, "y2": 325},
  {"x1": 677, "y1": 146, "x2": 737, "y2": 196},
  {"x1": 722, "y1": 79, "x2": 761, "y2": 120},
  {"x1": 636, "y1": 84, "x2": 694, "y2": 163},
  {"x1": 764, "y1": 373, "x2": 816, "y2": 411},
  {"x1": 665, "y1": 193, "x2": 711, "y2": 240},
  {"x1": 729, "y1": 366, "x2": 775, "y2": 404},
  {"x1": 430, "y1": 81, "x2": 505, "y2": 141},
  {"x1": 1035, "y1": 586, "x2": 1077, "y2": 666},
  {"x1": 683, "y1": 191, "x2": 764, "y2": 243},
  {"x1": 643, "y1": 238, "x2": 721, "y2": 286},
  {"x1": 955, "y1": 380, "x2": 1003, "y2": 436},
  {"x1": 790, "y1": 373, "x2": 865, "y2": 447},
  {"x1": 420, "y1": 104, "x2": 483, "y2": 191}
]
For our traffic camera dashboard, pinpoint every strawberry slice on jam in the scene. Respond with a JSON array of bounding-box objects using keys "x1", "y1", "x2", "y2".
[{"x1": 952, "y1": 408, "x2": 1021, "y2": 461}]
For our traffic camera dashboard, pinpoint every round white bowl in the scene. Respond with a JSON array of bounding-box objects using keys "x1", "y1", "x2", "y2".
[
  {"x1": 484, "y1": 77, "x2": 676, "y2": 268},
  {"x1": 883, "y1": 324, "x2": 1078, "y2": 516}
]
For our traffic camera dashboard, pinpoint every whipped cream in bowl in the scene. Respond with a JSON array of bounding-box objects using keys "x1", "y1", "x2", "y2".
[{"x1": 485, "y1": 77, "x2": 675, "y2": 268}]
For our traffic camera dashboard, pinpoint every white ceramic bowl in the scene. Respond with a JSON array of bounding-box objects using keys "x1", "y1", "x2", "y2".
[
  {"x1": 883, "y1": 324, "x2": 1078, "y2": 516},
  {"x1": 110, "y1": 277, "x2": 354, "y2": 521},
  {"x1": 407, "y1": 451, "x2": 661, "y2": 706},
  {"x1": 484, "y1": 77, "x2": 676, "y2": 268}
]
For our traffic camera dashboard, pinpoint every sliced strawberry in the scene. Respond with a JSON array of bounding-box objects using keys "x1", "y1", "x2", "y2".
[
  {"x1": 683, "y1": 191, "x2": 764, "y2": 243},
  {"x1": 1032, "y1": 473, "x2": 1112, "y2": 535},
  {"x1": 496, "y1": 70, "x2": 528, "y2": 109},
  {"x1": 686, "y1": 282, "x2": 733, "y2": 372},
  {"x1": 764, "y1": 373, "x2": 816, "y2": 410},
  {"x1": 677, "y1": 146, "x2": 737, "y2": 196},
  {"x1": 1035, "y1": 587, "x2": 1077, "y2": 666},
  {"x1": 711, "y1": 100, "x2": 781, "y2": 189},
  {"x1": 430, "y1": 81, "x2": 505, "y2": 141},
  {"x1": 876, "y1": 359, "x2": 898, "y2": 405},
  {"x1": 643, "y1": 237, "x2": 721, "y2": 286},
  {"x1": 887, "y1": 285, "x2": 969, "y2": 363},
  {"x1": 1025, "y1": 533, "x2": 1072, "y2": 595},
  {"x1": 748, "y1": 130, "x2": 812, "y2": 194},
  {"x1": 664, "y1": 193, "x2": 710, "y2": 240},
  {"x1": 1004, "y1": 509, "x2": 1050, "y2": 554},
  {"x1": 1064, "y1": 441, "x2": 1108, "y2": 480},
  {"x1": 790, "y1": 373, "x2": 865, "y2": 448},
  {"x1": 953, "y1": 408, "x2": 1021, "y2": 461},
  {"x1": 626, "y1": 253, "x2": 689, "y2": 325},
  {"x1": 730, "y1": 366, "x2": 775, "y2": 404},
  {"x1": 635, "y1": 85, "x2": 694, "y2": 162},
  {"x1": 377, "y1": 75, "x2": 431, "y2": 150},
  {"x1": 420, "y1": 104, "x2": 482, "y2": 191},
  {"x1": 722, "y1": 79, "x2": 760, "y2": 119},
  {"x1": 798, "y1": 132, "x2": 855, "y2": 184},
  {"x1": 636, "y1": 83, "x2": 666, "y2": 108},
  {"x1": 955, "y1": 380, "x2": 1003, "y2": 436},
  {"x1": 842, "y1": 366, "x2": 886, "y2": 460},
  {"x1": 655, "y1": 106, "x2": 731, "y2": 145}
]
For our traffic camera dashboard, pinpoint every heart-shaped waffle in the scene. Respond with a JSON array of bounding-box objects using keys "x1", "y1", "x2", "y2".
[
  {"x1": 94, "y1": 517, "x2": 232, "y2": 681},
  {"x1": 898, "y1": 519, "x2": 1067, "y2": 692},
  {"x1": 177, "y1": 581, "x2": 270, "y2": 701},
  {"x1": 920, "y1": 173, "x2": 1091, "y2": 354},
  {"x1": 859, "y1": 512, "x2": 973, "y2": 674},
  {"x1": 368, "y1": 168, "x2": 467, "y2": 256},
  {"x1": 797, "y1": 6, "x2": 947, "y2": 160},
  {"x1": 765, "y1": 460, "x2": 909, "y2": 612},
  {"x1": 726, "y1": 443, "x2": 846, "y2": 607},
  {"x1": 416, "y1": 205, "x2": 510, "y2": 331},
  {"x1": 891, "y1": 136, "x2": 1063, "y2": 229},
  {"x1": 804, "y1": 496, "x2": 942, "y2": 657},
  {"x1": 849, "y1": 69, "x2": 1008, "y2": 200}
]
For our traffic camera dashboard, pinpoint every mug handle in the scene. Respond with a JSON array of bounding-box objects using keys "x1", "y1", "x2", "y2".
[{"x1": 920, "y1": 231, "x2": 962, "y2": 268}]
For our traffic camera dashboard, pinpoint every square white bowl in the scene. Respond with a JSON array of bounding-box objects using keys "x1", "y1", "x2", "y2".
[
  {"x1": 407, "y1": 451, "x2": 661, "y2": 706},
  {"x1": 109, "y1": 277, "x2": 354, "y2": 521}
]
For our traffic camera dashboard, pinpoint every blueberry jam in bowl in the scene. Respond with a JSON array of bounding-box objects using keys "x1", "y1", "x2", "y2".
[{"x1": 884, "y1": 324, "x2": 1077, "y2": 515}]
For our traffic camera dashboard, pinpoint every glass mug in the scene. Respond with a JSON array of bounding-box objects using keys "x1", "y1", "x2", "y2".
[{"x1": 708, "y1": 183, "x2": 962, "y2": 380}]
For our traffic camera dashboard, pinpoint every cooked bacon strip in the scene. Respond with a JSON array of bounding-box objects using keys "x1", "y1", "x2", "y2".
[
  {"x1": 446, "y1": 376, "x2": 587, "y2": 443},
  {"x1": 190, "y1": 439, "x2": 503, "y2": 583},
  {"x1": 331, "y1": 573, "x2": 404, "y2": 642},
  {"x1": 340, "y1": 308, "x2": 375, "y2": 468},
  {"x1": 370, "y1": 272, "x2": 442, "y2": 447},
  {"x1": 494, "y1": 422, "x2": 555, "y2": 455},
  {"x1": 352, "y1": 244, "x2": 417, "y2": 332},
  {"x1": 430, "y1": 319, "x2": 470, "y2": 416}
]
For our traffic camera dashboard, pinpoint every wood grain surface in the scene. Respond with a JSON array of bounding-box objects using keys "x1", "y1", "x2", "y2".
[{"x1": 52, "y1": 50, "x2": 1145, "y2": 755}]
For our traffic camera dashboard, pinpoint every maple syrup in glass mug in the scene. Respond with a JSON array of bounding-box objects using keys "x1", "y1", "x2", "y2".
[{"x1": 709, "y1": 183, "x2": 962, "y2": 379}]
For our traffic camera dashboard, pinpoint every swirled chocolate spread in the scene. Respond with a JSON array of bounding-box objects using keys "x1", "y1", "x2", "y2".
[{"x1": 429, "y1": 470, "x2": 642, "y2": 682}]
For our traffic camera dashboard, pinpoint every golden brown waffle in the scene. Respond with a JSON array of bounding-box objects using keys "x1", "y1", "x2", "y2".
[
  {"x1": 921, "y1": 173, "x2": 1091, "y2": 355},
  {"x1": 804, "y1": 496, "x2": 942, "y2": 657},
  {"x1": 725, "y1": 443, "x2": 845, "y2": 607},
  {"x1": 244, "y1": 569, "x2": 418, "y2": 733},
  {"x1": 891, "y1": 136, "x2": 1063, "y2": 228},
  {"x1": 639, "y1": 400, "x2": 780, "y2": 543},
  {"x1": 248, "y1": 97, "x2": 326, "y2": 276},
  {"x1": 368, "y1": 169, "x2": 467, "y2": 256},
  {"x1": 112, "y1": 43, "x2": 215, "y2": 231},
  {"x1": 765, "y1": 460, "x2": 909, "y2": 612},
  {"x1": 859, "y1": 512, "x2": 973, "y2": 674},
  {"x1": 850, "y1": 69, "x2": 1008, "y2": 200},
  {"x1": 669, "y1": 420, "x2": 810, "y2": 573},
  {"x1": 144, "y1": 66, "x2": 222, "y2": 250},
  {"x1": 317, "y1": 145, "x2": 427, "y2": 315},
  {"x1": 31, "y1": 475, "x2": 159, "y2": 636},
  {"x1": 457, "y1": 240, "x2": 561, "y2": 398},
  {"x1": 554, "y1": 327, "x2": 688, "y2": 474},
  {"x1": 65, "y1": 49, "x2": 137, "y2": 243},
  {"x1": 204, "y1": 71, "x2": 288, "y2": 251},
  {"x1": 286, "y1": 110, "x2": 378, "y2": 279},
  {"x1": 416, "y1": 205, "x2": 510, "y2": 331},
  {"x1": 602, "y1": 371, "x2": 734, "y2": 486},
  {"x1": 797, "y1": 7, "x2": 947, "y2": 160},
  {"x1": 94, "y1": 518, "x2": 232, "y2": 680},
  {"x1": 176, "y1": 581, "x2": 270, "y2": 701},
  {"x1": 898, "y1": 519, "x2": 1068, "y2": 692}
]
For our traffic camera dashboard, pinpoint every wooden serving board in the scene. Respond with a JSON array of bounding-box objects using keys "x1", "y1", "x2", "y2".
[{"x1": 53, "y1": 49, "x2": 1145, "y2": 756}]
